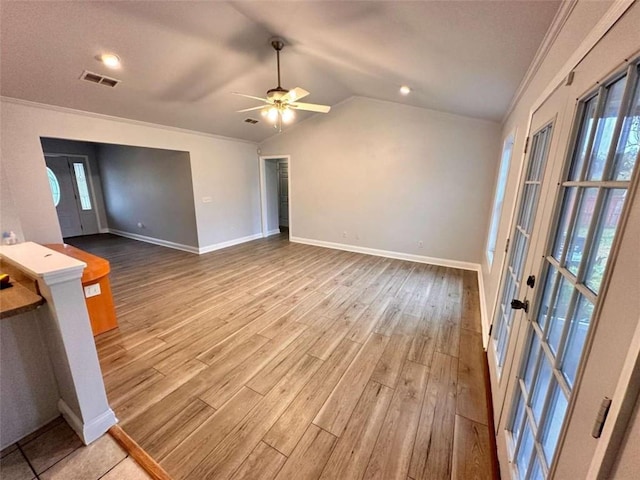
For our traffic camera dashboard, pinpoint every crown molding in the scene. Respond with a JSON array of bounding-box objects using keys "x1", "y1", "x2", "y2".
[
  {"x1": 0, "y1": 96, "x2": 258, "y2": 146},
  {"x1": 502, "y1": 0, "x2": 579, "y2": 123},
  {"x1": 532, "y1": 0, "x2": 636, "y2": 116}
]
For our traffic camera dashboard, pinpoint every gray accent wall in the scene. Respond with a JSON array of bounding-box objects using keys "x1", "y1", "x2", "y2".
[{"x1": 97, "y1": 144, "x2": 199, "y2": 248}]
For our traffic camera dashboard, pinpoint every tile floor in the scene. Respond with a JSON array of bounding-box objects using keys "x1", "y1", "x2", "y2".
[{"x1": 0, "y1": 417, "x2": 151, "y2": 480}]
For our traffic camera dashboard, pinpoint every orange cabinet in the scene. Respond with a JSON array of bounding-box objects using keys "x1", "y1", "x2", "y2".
[{"x1": 44, "y1": 243, "x2": 118, "y2": 336}]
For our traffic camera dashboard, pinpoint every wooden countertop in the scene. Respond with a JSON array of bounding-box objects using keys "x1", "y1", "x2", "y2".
[
  {"x1": 0, "y1": 281, "x2": 45, "y2": 319},
  {"x1": 44, "y1": 244, "x2": 110, "y2": 284}
]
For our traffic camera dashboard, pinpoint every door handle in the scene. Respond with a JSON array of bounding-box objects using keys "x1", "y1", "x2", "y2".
[{"x1": 511, "y1": 299, "x2": 529, "y2": 313}]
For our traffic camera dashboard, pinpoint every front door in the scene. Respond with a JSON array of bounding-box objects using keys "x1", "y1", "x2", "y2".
[{"x1": 45, "y1": 155, "x2": 99, "y2": 238}]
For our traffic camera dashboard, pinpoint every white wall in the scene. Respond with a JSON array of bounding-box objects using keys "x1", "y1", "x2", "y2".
[
  {"x1": 260, "y1": 96, "x2": 500, "y2": 265},
  {"x1": 0, "y1": 310, "x2": 59, "y2": 449},
  {"x1": 0, "y1": 161, "x2": 24, "y2": 243},
  {"x1": 0, "y1": 99, "x2": 260, "y2": 249}
]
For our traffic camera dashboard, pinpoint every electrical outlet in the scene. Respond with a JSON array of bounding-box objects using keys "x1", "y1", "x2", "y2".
[
  {"x1": 343, "y1": 231, "x2": 347, "y2": 238},
  {"x1": 137, "y1": 222, "x2": 144, "y2": 228},
  {"x1": 84, "y1": 283, "x2": 101, "y2": 298},
  {"x1": 418, "y1": 240, "x2": 424, "y2": 248},
  {"x1": 355, "y1": 233, "x2": 360, "y2": 240}
]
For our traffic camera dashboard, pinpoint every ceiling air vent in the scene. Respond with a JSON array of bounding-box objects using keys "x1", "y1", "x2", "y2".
[
  {"x1": 244, "y1": 118, "x2": 259, "y2": 124},
  {"x1": 80, "y1": 70, "x2": 120, "y2": 88}
]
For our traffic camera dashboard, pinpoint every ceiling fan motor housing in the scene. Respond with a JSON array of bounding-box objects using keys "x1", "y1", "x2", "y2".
[
  {"x1": 267, "y1": 86, "x2": 289, "y2": 101},
  {"x1": 270, "y1": 38, "x2": 285, "y2": 51}
]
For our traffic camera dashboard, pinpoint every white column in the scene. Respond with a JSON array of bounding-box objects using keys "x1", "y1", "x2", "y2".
[{"x1": 0, "y1": 242, "x2": 116, "y2": 444}]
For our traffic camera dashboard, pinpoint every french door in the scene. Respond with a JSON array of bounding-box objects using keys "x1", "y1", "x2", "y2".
[
  {"x1": 498, "y1": 62, "x2": 640, "y2": 479},
  {"x1": 488, "y1": 84, "x2": 572, "y2": 430}
]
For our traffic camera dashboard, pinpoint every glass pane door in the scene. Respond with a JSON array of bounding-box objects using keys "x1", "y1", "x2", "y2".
[
  {"x1": 492, "y1": 124, "x2": 553, "y2": 375},
  {"x1": 506, "y1": 64, "x2": 639, "y2": 480}
]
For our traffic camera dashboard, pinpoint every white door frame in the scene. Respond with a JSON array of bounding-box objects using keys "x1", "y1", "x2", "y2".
[
  {"x1": 259, "y1": 154, "x2": 291, "y2": 238},
  {"x1": 44, "y1": 153, "x2": 103, "y2": 233},
  {"x1": 587, "y1": 314, "x2": 640, "y2": 478}
]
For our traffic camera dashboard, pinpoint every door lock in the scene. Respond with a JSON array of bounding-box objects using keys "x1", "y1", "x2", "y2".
[
  {"x1": 511, "y1": 299, "x2": 529, "y2": 313},
  {"x1": 526, "y1": 275, "x2": 536, "y2": 288}
]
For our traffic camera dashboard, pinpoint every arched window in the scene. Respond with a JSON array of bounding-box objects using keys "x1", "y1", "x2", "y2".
[{"x1": 47, "y1": 167, "x2": 61, "y2": 207}]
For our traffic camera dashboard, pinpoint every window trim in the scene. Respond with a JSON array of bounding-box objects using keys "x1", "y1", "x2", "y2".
[{"x1": 486, "y1": 130, "x2": 516, "y2": 269}]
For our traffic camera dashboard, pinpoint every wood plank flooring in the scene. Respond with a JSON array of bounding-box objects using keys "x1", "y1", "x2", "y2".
[{"x1": 68, "y1": 234, "x2": 496, "y2": 480}]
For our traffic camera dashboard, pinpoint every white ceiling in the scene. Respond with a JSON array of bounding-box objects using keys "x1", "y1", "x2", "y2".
[{"x1": 1, "y1": 1, "x2": 560, "y2": 143}]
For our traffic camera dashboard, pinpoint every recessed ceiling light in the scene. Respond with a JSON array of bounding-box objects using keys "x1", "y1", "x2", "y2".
[
  {"x1": 100, "y1": 53, "x2": 120, "y2": 69},
  {"x1": 400, "y1": 85, "x2": 411, "y2": 95}
]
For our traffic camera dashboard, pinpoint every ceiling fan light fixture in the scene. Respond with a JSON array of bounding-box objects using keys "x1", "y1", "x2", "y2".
[
  {"x1": 266, "y1": 106, "x2": 279, "y2": 123},
  {"x1": 281, "y1": 107, "x2": 295, "y2": 124},
  {"x1": 233, "y1": 38, "x2": 330, "y2": 129}
]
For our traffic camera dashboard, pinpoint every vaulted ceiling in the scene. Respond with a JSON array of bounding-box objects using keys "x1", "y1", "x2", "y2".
[{"x1": 1, "y1": 1, "x2": 560, "y2": 142}]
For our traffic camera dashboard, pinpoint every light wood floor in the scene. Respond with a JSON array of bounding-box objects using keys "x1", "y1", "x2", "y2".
[{"x1": 69, "y1": 234, "x2": 496, "y2": 480}]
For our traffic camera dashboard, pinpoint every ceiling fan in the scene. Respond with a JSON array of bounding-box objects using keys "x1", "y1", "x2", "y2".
[{"x1": 233, "y1": 38, "x2": 331, "y2": 130}]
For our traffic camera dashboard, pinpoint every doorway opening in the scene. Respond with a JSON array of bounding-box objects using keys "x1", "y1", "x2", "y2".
[
  {"x1": 259, "y1": 155, "x2": 290, "y2": 239},
  {"x1": 41, "y1": 137, "x2": 198, "y2": 250}
]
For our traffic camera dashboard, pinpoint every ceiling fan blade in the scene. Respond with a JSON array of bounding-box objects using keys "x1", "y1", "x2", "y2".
[
  {"x1": 237, "y1": 106, "x2": 265, "y2": 113},
  {"x1": 290, "y1": 102, "x2": 331, "y2": 113},
  {"x1": 232, "y1": 92, "x2": 270, "y2": 103},
  {"x1": 281, "y1": 87, "x2": 310, "y2": 103}
]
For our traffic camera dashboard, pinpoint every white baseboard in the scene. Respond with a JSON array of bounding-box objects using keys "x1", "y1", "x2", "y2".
[
  {"x1": 290, "y1": 235, "x2": 480, "y2": 271},
  {"x1": 265, "y1": 229, "x2": 281, "y2": 237},
  {"x1": 99, "y1": 228, "x2": 110, "y2": 234},
  {"x1": 198, "y1": 233, "x2": 263, "y2": 254},
  {"x1": 108, "y1": 229, "x2": 264, "y2": 255},
  {"x1": 108, "y1": 229, "x2": 199, "y2": 254},
  {"x1": 476, "y1": 269, "x2": 490, "y2": 349},
  {"x1": 58, "y1": 399, "x2": 117, "y2": 445}
]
